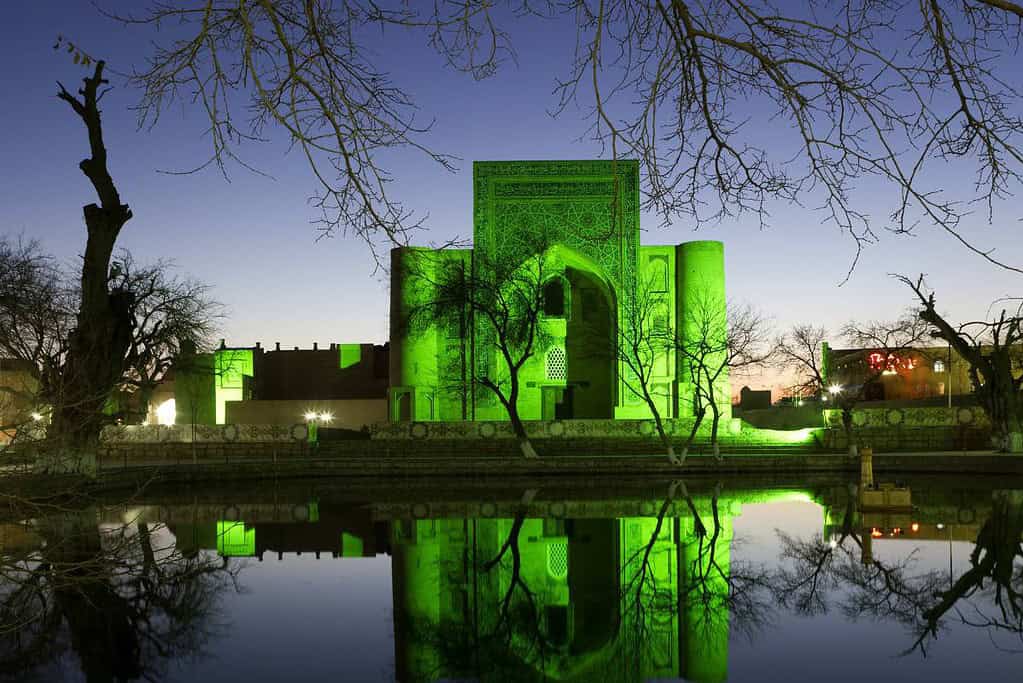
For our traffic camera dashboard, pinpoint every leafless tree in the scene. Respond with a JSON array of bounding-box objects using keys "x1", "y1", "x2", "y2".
[
  {"x1": 97, "y1": 2, "x2": 511, "y2": 262},
  {"x1": 614, "y1": 273, "x2": 677, "y2": 462},
  {"x1": 0, "y1": 508, "x2": 243, "y2": 681},
  {"x1": 676, "y1": 297, "x2": 773, "y2": 460},
  {"x1": 557, "y1": 1, "x2": 1023, "y2": 276},
  {"x1": 96, "y1": 2, "x2": 1023, "y2": 272},
  {"x1": 775, "y1": 324, "x2": 830, "y2": 403},
  {"x1": 0, "y1": 236, "x2": 220, "y2": 463},
  {"x1": 112, "y1": 253, "x2": 223, "y2": 423},
  {"x1": 403, "y1": 242, "x2": 556, "y2": 458},
  {"x1": 52, "y1": 60, "x2": 137, "y2": 453},
  {"x1": 778, "y1": 314, "x2": 929, "y2": 454},
  {"x1": 898, "y1": 274, "x2": 1023, "y2": 452}
]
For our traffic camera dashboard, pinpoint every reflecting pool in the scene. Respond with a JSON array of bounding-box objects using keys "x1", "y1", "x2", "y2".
[{"x1": 1, "y1": 474, "x2": 1021, "y2": 681}]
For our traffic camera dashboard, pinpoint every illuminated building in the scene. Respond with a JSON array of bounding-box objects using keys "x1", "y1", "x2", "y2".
[{"x1": 389, "y1": 160, "x2": 730, "y2": 423}]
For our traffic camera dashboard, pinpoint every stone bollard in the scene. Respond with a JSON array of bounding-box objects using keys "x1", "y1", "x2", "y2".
[{"x1": 860, "y1": 446, "x2": 874, "y2": 489}]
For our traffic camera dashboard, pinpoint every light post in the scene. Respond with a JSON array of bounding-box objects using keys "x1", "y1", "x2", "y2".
[{"x1": 304, "y1": 411, "x2": 333, "y2": 445}]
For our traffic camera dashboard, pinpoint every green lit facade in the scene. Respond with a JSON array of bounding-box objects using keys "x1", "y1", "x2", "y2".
[
  {"x1": 389, "y1": 160, "x2": 730, "y2": 424},
  {"x1": 391, "y1": 501, "x2": 740, "y2": 682}
]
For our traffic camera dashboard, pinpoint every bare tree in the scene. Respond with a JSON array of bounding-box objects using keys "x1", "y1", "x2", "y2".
[
  {"x1": 775, "y1": 324, "x2": 829, "y2": 403},
  {"x1": 558, "y1": 1, "x2": 1023, "y2": 275},
  {"x1": 677, "y1": 298, "x2": 773, "y2": 460},
  {"x1": 614, "y1": 273, "x2": 677, "y2": 462},
  {"x1": 403, "y1": 243, "x2": 556, "y2": 458},
  {"x1": 42, "y1": 60, "x2": 139, "y2": 454},
  {"x1": 0, "y1": 237, "x2": 220, "y2": 462},
  {"x1": 898, "y1": 274, "x2": 1023, "y2": 452},
  {"x1": 778, "y1": 315, "x2": 930, "y2": 455},
  {"x1": 98, "y1": 2, "x2": 514, "y2": 261},
  {"x1": 98, "y1": 2, "x2": 1023, "y2": 272},
  {"x1": 112, "y1": 253, "x2": 223, "y2": 423},
  {"x1": 0, "y1": 508, "x2": 243, "y2": 681}
]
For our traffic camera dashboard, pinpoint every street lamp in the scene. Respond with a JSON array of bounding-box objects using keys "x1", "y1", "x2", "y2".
[{"x1": 828, "y1": 383, "x2": 843, "y2": 396}]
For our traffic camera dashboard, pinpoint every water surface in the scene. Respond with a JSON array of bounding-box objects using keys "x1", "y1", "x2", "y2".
[{"x1": 1, "y1": 475, "x2": 1020, "y2": 682}]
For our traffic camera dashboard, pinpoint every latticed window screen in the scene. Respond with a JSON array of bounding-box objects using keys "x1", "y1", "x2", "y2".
[
  {"x1": 547, "y1": 542, "x2": 569, "y2": 579},
  {"x1": 546, "y1": 347, "x2": 567, "y2": 381}
]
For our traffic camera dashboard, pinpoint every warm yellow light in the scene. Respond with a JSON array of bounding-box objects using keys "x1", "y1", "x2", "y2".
[
  {"x1": 870, "y1": 528, "x2": 883, "y2": 538},
  {"x1": 304, "y1": 411, "x2": 319, "y2": 422},
  {"x1": 318, "y1": 412, "x2": 333, "y2": 423},
  {"x1": 828, "y1": 384, "x2": 843, "y2": 395},
  {"x1": 910, "y1": 522, "x2": 920, "y2": 533},
  {"x1": 155, "y1": 399, "x2": 176, "y2": 426},
  {"x1": 30, "y1": 412, "x2": 43, "y2": 422}
]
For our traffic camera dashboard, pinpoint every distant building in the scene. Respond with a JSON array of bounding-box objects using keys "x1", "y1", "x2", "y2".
[
  {"x1": 823, "y1": 344, "x2": 1015, "y2": 403},
  {"x1": 0, "y1": 358, "x2": 39, "y2": 443},
  {"x1": 738, "y1": 386, "x2": 772, "y2": 411},
  {"x1": 159, "y1": 341, "x2": 389, "y2": 430}
]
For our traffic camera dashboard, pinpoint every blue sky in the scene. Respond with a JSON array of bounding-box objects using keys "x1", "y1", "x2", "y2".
[{"x1": 3, "y1": 2, "x2": 1021, "y2": 393}]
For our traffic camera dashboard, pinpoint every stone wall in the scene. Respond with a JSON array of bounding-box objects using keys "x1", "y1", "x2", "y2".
[
  {"x1": 823, "y1": 405, "x2": 990, "y2": 429},
  {"x1": 823, "y1": 425, "x2": 991, "y2": 451},
  {"x1": 225, "y1": 399, "x2": 385, "y2": 430},
  {"x1": 101, "y1": 423, "x2": 311, "y2": 443}
]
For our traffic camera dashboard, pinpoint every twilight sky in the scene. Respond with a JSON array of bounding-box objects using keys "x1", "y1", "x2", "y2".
[{"x1": 3, "y1": 2, "x2": 1022, "y2": 394}]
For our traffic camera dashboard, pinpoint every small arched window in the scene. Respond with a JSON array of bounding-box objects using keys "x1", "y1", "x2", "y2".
[{"x1": 542, "y1": 278, "x2": 566, "y2": 317}]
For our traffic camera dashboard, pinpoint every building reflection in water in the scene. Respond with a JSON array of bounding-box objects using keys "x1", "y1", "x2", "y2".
[
  {"x1": 164, "y1": 488, "x2": 818, "y2": 682},
  {"x1": 2, "y1": 482, "x2": 1020, "y2": 682}
]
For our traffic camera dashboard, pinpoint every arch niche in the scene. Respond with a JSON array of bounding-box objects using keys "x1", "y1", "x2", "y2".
[{"x1": 543, "y1": 245, "x2": 617, "y2": 419}]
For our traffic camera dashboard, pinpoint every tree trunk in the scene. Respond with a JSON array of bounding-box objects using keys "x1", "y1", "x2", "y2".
[
  {"x1": 642, "y1": 388, "x2": 676, "y2": 463},
  {"x1": 49, "y1": 62, "x2": 134, "y2": 458},
  {"x1": 503, "y1": 376, "x2": 537, "y2": 459},
  {"x1": 680, "y1": 405, "x2": 707, "y2": 465},
  {"x1": 709, "y1": 401, "x2": 722, "y2": 460}
]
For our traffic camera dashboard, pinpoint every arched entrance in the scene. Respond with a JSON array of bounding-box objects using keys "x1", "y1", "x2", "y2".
[{"x1": 564, "y1": 266, "x2": 616, "y2": 419}]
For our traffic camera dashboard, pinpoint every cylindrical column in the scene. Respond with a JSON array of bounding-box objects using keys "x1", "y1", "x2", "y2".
[{"x1": 676, "y1": 241, "x2": 730, "y2": 421}]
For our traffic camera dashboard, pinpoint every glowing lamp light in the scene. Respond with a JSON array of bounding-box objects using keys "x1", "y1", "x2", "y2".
[
  {"x1": 936, "y1": 523, "x2": 945, "y2": 530},
  {"x1": 828, "y1": 384, "x2": 843, "y2": 395},
  {"x1": 828, "y1": 539, "x2": 838, "y2": 549},
  {"x1": 30, "y1": 412, "x2": 44, "y2": 422},
  {"x1": 870, "y1": 528, "x2": 883, "y2": 538},
  {"x1": 304, "y1": 411, "x2": 319, "y2": 422},
  {"x1": 155, "y1": 399, "x2": 176, "y2": 426},
  {"x1": 318, "y1": 412, "x2": 333, "y2": 423},
  {"x1": 910, "y1": 522, "x2": 920, "y2": 533}
]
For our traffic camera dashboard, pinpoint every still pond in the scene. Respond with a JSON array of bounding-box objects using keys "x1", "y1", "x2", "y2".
[{"x1": 1, "y1": 474, "x2": 1021, "y2": 681}]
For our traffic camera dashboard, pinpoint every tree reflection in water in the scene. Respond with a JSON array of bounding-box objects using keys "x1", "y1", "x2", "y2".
[
  {"x1": 392, "y1": 481, "x2": 776, "y2": 682},
  {"x1": 0, "y1": 480, "x2": 1021, "y2": 681},
  {"x1": 775, "y1": 486, "x2": 1023, "y2": 655},
  {"x1": 0, "y1": 508, "x2": 244, "y2": 681}
]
